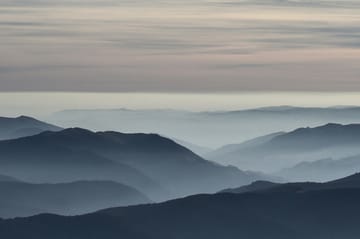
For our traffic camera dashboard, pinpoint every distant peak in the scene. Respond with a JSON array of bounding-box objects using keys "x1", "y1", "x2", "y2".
[
  {"x1": 255, "y1": 105, "x2": 299, "y2": 111},
  {"x1": 17, "y1": 115, "x2": 35, "y2": 120},
  {"x1": 322, "y1": 123, "x2": 343, "y2": 127},
  {"x1": 60, "y1": 127, "x2": 94, "y2": 135},
  {"x1": 250, "y1": 180, "x2": 274, "y2": 185},
  {"x1": 291, "y1": 123, "x2": 343, "y2": 133}
]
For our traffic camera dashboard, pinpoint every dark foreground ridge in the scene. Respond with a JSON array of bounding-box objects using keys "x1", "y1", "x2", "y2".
[{"x1": 2, "y1": 173, "x2": 360, "y2": 239}]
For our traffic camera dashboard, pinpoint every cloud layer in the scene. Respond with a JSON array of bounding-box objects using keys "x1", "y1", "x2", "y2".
[{"x1": 0, "y1": 0, "x2": 360, "y2": 92}]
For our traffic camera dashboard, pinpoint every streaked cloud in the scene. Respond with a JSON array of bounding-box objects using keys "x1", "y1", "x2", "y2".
[{"x1": 0, "y1": 0, "x2": 359, "y2": 92}]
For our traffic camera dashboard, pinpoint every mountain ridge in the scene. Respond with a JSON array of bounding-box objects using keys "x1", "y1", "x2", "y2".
[
  {"x1": 0, "y1": 180, "x2": 151, "y2": 218},
  {"x1": 0, "y1": 115, "x2": 62, "y2": 140},
  {"x1": 0, "y1": 127, "x2": 268, "y2": 200},
  {"x1": 48, "y1": 106, "x2": 360, "y2": 148},
  {"x1": 3, "y1": 173, "x2": 360, "y2": 238},
  {"x1": 207, "y1": 123, "x2": 360, "y2": 173},
  {"x1": 220, "y1": 172, "x2": 360, "y2": 194}
]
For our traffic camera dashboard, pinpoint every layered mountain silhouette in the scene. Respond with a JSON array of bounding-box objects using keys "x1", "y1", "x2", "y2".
[
  {"x1": 207, "y1": 123, "x2": 360, "y2": 173},
  {"x1": 49, "y1": 106, "x2": 360, "y2": 148},
  {"x1": 278, "y1": 154, "x2": 360, "y2": 182},
  {"x1": 170, "y1": 137, "x2": 212, "y2": 156},
  {"x1": 206, "y1": 132, "x2": 284, "y2": 159},
  {"x1": 0, "y1": 127, "x2": 267, "y2": 200},
  {"x1": 0, "y1": 180, "x2": 150, "y2": 218},
  {"x1": 0, "y1": 129, "x2": 164, "y2": 200},
  {"x1": 3, "y1": 173, "x2": 360, "y2": 239},
  {"x1": 219, "y1": 180, "x2": 279, "y2": 193},
  {"x1": 0, "y1": 116, "x2": 62, "y2": 140},
  {"x1": 220, "y1": 172, "x2": 360, "y2": 194}
]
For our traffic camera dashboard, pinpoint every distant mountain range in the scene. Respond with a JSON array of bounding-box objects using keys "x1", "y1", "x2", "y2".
[
  {"x1": 0, "y1": 180, "x2": 150, "y2": 218},
  {"x1": 0, "y1": 120, "x2": 270, "y2": 200},
  {"x1": 206, "y1": 132, "x2": 284, "y2": 159},
  {"x1": 220, "y1": 172, "x2": 360, "y2": 194},
  {"x1": 47, "y1": 106, "x2": 360, "y2": 148},
  {"x1": 0, "y1": 128, "x2": 164, "y2": 200},
  {"x1": 278, "y1": 154, "x2": 360, "y2": 182},
  {"x1": 3, "y1": 173, "x2": 360, "y2": 239},
  {"x1": 0, "y1": 114, "x2": 212, "y2": 156},
  {"x1": 5, "y1": 112, "x2": 360, "y2": 234},
  {"x1": 207, "y1": 123, "x2": 360, "y2": 173},
  {"x1": 0, "y1": 115, "x2": 62, "y2": 140}
]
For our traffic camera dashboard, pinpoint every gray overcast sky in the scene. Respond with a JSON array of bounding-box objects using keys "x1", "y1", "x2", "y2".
[{"x1": 1, "y1": 0, "x2": 360, "y2": 92}]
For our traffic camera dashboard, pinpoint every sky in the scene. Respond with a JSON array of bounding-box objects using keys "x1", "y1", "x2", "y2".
[{"x1": 1, "y1": 0, "x2": 360, "y2": 92}]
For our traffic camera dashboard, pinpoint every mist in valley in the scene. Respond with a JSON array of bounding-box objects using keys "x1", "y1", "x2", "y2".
[{"x1": 1, "y1": 0, "x2": 360, "y2": 235}]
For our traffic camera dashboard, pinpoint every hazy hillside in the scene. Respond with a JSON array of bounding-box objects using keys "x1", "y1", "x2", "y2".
[
  {"x1": 170, "y1": 137, "x2": 212, "y2": 156},
  {"x1": 0, "y1": 116, "x2": 62, "y2": 140},
  {"x1": 47, "y1": 106, "x2": 360, "y2": 148},
  {"x1": 206, "y1": 132, "x2": 284, "y2": 159},
  {"x1": 0, "y1": 180, "x2": 150, "y2": 218},
  {"x1": 278, "y1": 154, "x2": 360, "y2": 182},
  {"x1": 3, "y1": 0, "x2": 360, "y2": 235},
  {"x1": 3, "y1": 173, "x2": 360, "y2": 239},
  {"x1": 207, "y1": 123, "x2": 360, "y2": 174},
  {"x1": 0, "y1": 128, "x2": 268, "y2": 200},
  {"x1": 0, "y1": 130, "x2": 166, "y2": 200}
]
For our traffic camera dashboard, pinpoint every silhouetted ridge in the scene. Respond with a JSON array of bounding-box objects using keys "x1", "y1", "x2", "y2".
[
  {"x1": 328, "y1": 172, "x2": 360, "y2": 185},
  {"x1": 219, "y1": 180, "x2": 279, "y2": 193},
  {"x1": 0, "y1": 127, "x2": 267, "y2": 200},
  {"x1": 4, "y1": 174, "x2": 360, "y2": 239},
  {"x1": 221, "y1": 172, "x2": 360, "y2": 195},
  {"x1": 208, "y1": 123, "x2": 360, "y2": 173},
  {"x1": 269, "y1": 123, "x2": 360, "y2": 150},
  {"x1": 0, "y1": 180, "x2": 151, "y2": 218},
  {"x1": 37, "y1": 128, "x2": 190, "y2": 150},
  {"x1": 0, "y1": 115, "x2": 62, "y2": 140},
  {"x1": 49, "y1": 106, "x2": 360, "y2": 149},
  {"x1": 278, "y1": 154, "x2": 360, "y2": 182},
  {"x1": 206, "y1": 132, "x2": 284, "y2": 159},
  {"x1": 0, "y1": 129, "x2": 166, "y2": 200}
]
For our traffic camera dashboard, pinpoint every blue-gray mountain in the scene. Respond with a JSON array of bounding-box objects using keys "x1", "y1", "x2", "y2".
[
  {"x1": 0, "y1": 128, "x2": 164, "y2": 200},
  {"x1": 0, "y1": 126, "x2": 269, "y2": 201},
  {"x1": 0, "y1": 180, "x2": 150, "y2": 218},
  {"x1": 220, "y1": 172, "x2": 360, "y2": 194},
  {"x1": 207, "y1": 123, "x2": 360, "y2": 175},
  {"x1": 278, "y1": 154, "x2": 360, "y2": 182},
  {"x1": 3, "y1": 173, "x2": 360, "y2": 239},
  {"x1": 48, "y1": 106, "x2": 360, "y2": 148},
  {"x1": 0, "y1": 115, "x2": 62, "y2": 140}
]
